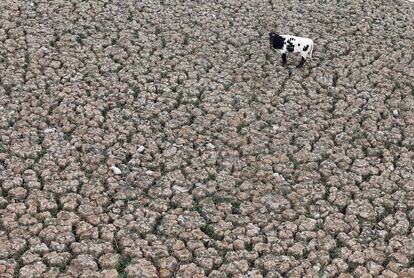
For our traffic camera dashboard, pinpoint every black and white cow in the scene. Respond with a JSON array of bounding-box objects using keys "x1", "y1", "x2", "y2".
[{"x1": 269, "y1": 32, "x2": 314, "y2": 68}]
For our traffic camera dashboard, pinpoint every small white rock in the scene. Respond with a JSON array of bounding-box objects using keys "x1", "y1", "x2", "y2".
[
  {"x1": 172, "y1": 185, "x2": 189, "y2": 193},
  {"x1": 43, "y1": 128, "x2": 56, "y2": 133},
  {"x1": 272, "y1": 172, "x2": 285, "y2": 180},
  {"x1": 146, "y1": 170, "x2": 154, "y2": 176},
  {"x1": 313, "y1": 265, "x2": 321, "y2": 272},
  {"x1": 111, "y1": 166, "x2": 122, "y2": 175},
  {"x1": 393, "y1": 109, "x2": 398, "y2": 116},
  {"x1": 206, "y1": 143, "x2": 215, "y2": 149},
  {"x1": 41, "y1": 47, "x2": 49, "y2": 55},
  {"x1": 138, "y1": 145, "x2": 145, "y2": 153}
]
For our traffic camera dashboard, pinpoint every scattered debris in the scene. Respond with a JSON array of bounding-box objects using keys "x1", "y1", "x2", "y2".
[
  {"x1": 43, "y1": 128, "x2": 56, "y2": 133},
  {"x1": 393, "y1": 109, "x2": 399, "y2": 116},
  {"x1": 272, "y1": 172, "x2": 285, "y2": 181},
  {"x1": 40, "y1": 47, "x2": 50, "y2": 55},
  {"x1": 206, "y1": 143, "x2": 215, "y2": 149},
  {"x1": 172, "y1": 185, "x2": 189, "y2": 193},
  {"x1": 138, "y1": 145, "x2": 145, "y2": 153},
  {"x1": 111, "y1": 166, "x2": 122, "y2": 175}
]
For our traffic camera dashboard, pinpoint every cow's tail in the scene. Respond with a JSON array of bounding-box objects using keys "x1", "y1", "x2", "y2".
[{"x1": 309, "y1": 42, "x2": 314, "y2": 60}]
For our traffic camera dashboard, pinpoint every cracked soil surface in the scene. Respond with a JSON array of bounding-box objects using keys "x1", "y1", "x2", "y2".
[{"x1": 0, "y1": 0, "x2": 414, "y2": 277}]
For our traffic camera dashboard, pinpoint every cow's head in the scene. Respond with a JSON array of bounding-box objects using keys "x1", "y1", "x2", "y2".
[{"x1": 269, "y1": 32, "x2": 284, "y2": 49}]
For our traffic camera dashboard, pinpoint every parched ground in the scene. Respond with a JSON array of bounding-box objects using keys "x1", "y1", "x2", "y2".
[{"x1": 0, "y1": 0, "x2": 413, "y2": 277}]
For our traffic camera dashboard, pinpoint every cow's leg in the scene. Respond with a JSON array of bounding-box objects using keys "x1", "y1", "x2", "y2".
[
  {"x1": 297, "y1": 56, "x2": 306, "y2": 68},
  {"x1": 282, "y1": 53, "x2": 287, "y2": 66}
]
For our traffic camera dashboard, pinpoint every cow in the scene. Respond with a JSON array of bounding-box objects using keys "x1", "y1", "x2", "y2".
[{"x1": 269, "y1": 32, "x2": 314, "y2": 68}]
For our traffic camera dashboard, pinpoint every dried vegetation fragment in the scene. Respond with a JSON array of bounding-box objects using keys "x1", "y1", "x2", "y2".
[{"x1": 0, "y1": 0, "x2": 413, "y2": 277}]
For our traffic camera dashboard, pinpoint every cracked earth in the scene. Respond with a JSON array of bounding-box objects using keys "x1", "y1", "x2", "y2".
[{"x1": 0, "y1": 0, "x2": 414, "y2": 277}]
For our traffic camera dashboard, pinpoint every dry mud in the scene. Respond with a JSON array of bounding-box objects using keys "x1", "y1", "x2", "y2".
[{"x1": 0, "y1": 0, "x2": 414, "y2": 277}]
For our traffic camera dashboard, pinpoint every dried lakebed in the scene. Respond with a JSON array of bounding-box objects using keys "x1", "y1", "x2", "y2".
[{"x1": 0, "y1": 0, "x2": 413, "y2": 277}]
